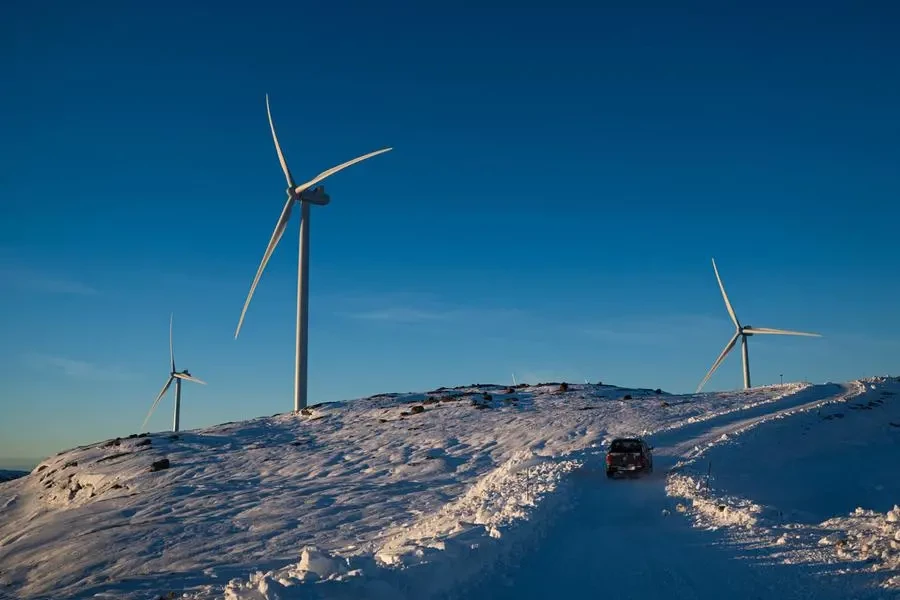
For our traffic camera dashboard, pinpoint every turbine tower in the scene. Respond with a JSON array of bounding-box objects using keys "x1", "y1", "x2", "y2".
[
  {"x1": 235, "y1": 95, "x2": 391, "y2": 412},
  {"x1": 142, "y1": 314, "x2": 206, "y2": 432},
  {"x1": 696, "y1": 259, "x2": 821, "y2": 393}
]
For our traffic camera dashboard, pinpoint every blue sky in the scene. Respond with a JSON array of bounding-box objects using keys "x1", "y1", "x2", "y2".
[{"x1": 2, "y1": 1, "x2": 898, "y2": 465}]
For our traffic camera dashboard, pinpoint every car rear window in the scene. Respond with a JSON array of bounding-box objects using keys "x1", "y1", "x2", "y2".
[{"x1": 610, "y1": 440, "x2": 642, "y2": 453}]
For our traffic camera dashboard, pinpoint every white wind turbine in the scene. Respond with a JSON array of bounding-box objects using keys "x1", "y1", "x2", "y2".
[
  {"x1": 696, "y1": 259, "x2": 821, "y2": 393},
  {"x1": 142, "y1": 314, "x2": 206, "y2": 432},
  {"x1": 234, "y1": 95, "x2": 391, "y2": 412}
]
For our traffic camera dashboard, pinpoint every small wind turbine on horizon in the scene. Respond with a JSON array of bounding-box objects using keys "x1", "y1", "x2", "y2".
[
  {"x1": 142, "y1": 314, "x2": 206, "y2": 433},
  {"x1": 696, "y1": 258, "x2": 821, "y2": 393},
  {"x1": 234, "y1": 95, "x2": 391, "y2": 412}
]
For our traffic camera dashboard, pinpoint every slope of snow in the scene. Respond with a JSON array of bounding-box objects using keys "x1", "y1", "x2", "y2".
[
  {"x1": 0, "y1": 382, "x2": 807, "y2": 599},
  {"x1": 666, "y1": 377, "x2": 900, "y2": 590},
  {"x1": 218, "y1": 451, "x2": 584, "y2": 600},
  {"x1": 1, "y1": 379, "x2": 889, "y2": 599}
]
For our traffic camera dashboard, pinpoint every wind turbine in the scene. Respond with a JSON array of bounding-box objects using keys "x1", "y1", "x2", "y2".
[
  {"x1": 142, "y1": 314, "x2": 206, "y2": 432},
  {"x1": 696, "y1": 259, "x2": 821, "y2": 393},
  {"x1": 234, "y1": 95, "x2": 391, "y2": 412}
]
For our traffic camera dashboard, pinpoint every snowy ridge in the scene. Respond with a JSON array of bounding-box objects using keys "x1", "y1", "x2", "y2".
[
  {"x1": 665, "y1": 377, "x2": 900, "y2": 590},
  {"x1": 0, "y1": 380, "x2": 890, "y2": 598}
]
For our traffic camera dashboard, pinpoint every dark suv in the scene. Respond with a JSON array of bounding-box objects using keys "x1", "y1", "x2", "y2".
[{"x1": 605, "y1": 437, "x2": 653, "y2": 478}]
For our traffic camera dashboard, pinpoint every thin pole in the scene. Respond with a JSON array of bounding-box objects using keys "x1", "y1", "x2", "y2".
[
  {"x1": 741, "y1": 335, "x2": 751, "y2": 389},
  {"x1": 295, "y1": 200, "x2": 310, "y2": 412},
  {"x1": 173, "y1": 377, "x2": 182, "y2": 432}
]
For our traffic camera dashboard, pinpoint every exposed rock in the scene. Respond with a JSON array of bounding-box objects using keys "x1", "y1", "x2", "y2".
[{"x1": 149, "y1": 458, "x2": 170, "y2": 472}]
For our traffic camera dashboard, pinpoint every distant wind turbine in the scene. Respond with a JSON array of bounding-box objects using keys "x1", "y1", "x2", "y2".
[
  {"x1": 142, "y1": 314, "x2": 206, "y2": 432},
  {"x1": 696, "y1": 259, "x2": 821, "y2": 393},
  {"x1": 234, "y1": 95, "x2": 392, "y2": 412}
]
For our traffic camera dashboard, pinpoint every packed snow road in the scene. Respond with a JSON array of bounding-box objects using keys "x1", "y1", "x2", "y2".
[{"x1": 464, "y1": 383, "x2": 887, "y2": 600}]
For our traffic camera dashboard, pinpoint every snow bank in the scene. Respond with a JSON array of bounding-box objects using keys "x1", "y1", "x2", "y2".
[
  {"x1": 666, "y1": 473, "x2": 764, "y2": 529},
  {"x1": 373, "y1": 451, "x2": 579, "y2": 566},
  {"x1": 666, "y1": 377, "x2": 900, "y2": 590},
  {"x1": 216, "y1": 451, "x2": 580, "y2": 599},
  {"x1": 815, "y1": 505, "x2": 900, "y2": 590}
]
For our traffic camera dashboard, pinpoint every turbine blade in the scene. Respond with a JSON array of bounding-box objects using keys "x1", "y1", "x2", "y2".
[
  {"x1": 743, "y1": 327, "x2": 822, "y2": 337},
  {"x1": 293, "y1": 148, "x2": 392, "y2": 196},
  {"x1": 169, "y1": 312, "x2": 175, "y2": 372},
  {"x1": 141, "y1": 376, "x2": 174, "y2": 430},
  {"x1": 234, "y1": 195, "x2": 295, "y2": 339},
  {"x1": 174, "y1": 373, "x2": 207, "y2": 385},
  {"x1": 696, "y1": 332, "x2": 741, "y2": 393},
  {"x1": 711, "y1": 258, "x2": 740, "y2": 329},
  {"x1": 266, "y1": 94, "x2": 295, "y2": 188}
]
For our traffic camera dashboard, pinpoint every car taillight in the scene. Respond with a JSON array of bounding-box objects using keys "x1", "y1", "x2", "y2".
[{"x1": 605, "y1": 454, "x2": 612, "y2": 465}]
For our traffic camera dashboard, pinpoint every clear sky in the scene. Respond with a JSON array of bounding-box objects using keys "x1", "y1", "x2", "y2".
[{"x1": 2, "y1": 1, "x2": 898, "y2": 466}]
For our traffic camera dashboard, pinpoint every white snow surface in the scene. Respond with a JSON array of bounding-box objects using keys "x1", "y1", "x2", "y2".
[
  {"x1": 667, "y1": 377, "x2": 900, "y2": 591},
  {"x1": 1, "y1": 379, "x2": 896, "y2": 599}
]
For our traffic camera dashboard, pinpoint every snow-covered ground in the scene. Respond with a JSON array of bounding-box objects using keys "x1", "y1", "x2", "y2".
[
  {"x1": 0, "y1": 379, "x2": 896, "y2": 599},
  {"x1": 667, "y1": 377, "x2": 900, "y2": 592}
]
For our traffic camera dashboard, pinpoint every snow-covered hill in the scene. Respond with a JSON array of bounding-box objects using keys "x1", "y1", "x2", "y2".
[
  {"x1": 0, "y1": 379, "x2": 896, "y2": 599},
  {"x1": 0, "y1": 470, "x2": 26, "y2": 484}
]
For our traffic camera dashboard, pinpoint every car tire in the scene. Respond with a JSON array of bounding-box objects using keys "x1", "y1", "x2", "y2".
[{"x1": 606, "y1": 470, "x2": 615, "y2": 478}]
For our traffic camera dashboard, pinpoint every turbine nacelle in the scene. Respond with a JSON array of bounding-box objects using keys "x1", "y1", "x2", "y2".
[
  {"x1": 741, "y1": 326, "x2": 754, "y2": 336},
  {"x1": 297, "y1": 185, "x2": 330, "y2": 206}
]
